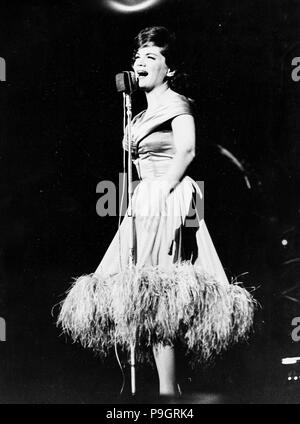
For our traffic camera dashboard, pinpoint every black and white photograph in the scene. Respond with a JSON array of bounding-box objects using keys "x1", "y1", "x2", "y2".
[{"x1": 1, "y1": 0, "x2": 300, "y2": 405}]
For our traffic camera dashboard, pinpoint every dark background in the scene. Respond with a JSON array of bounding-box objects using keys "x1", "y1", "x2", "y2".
[{"x1": 0, "y1": 0, "x2": 300, "y2": 403}]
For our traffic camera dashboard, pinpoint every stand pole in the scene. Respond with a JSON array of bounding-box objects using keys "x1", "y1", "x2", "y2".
[{"x1": 124, "y1": 93, "x2": 136, "y2": 396}]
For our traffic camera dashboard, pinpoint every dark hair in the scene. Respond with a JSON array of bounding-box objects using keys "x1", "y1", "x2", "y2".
[{"x1": 132, "y1": 26, "x2": 190, "y2": 95}]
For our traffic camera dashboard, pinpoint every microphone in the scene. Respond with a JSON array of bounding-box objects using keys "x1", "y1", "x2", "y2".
[{"x1": 115, "y1": 71, "x2": 137, "y2": 94}]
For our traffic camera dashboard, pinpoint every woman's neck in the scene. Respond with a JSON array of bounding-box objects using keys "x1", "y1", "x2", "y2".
[{"x1": 145, "y1": 83, "x2": 170, "y2": 111}]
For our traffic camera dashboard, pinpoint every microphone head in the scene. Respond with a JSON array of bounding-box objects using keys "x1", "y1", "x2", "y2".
[{"x1": 115, "y1": 71, "x2": 137, "y2": 93}]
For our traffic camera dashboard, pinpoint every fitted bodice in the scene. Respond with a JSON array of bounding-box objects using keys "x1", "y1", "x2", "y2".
[{"x1": 122, "y1": 89, "x2": 193, "y2": 180}]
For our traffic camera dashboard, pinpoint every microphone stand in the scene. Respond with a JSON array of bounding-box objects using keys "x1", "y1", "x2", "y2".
[{"x1": 123, "y1": 92, "x2": 136, "y2": 397}]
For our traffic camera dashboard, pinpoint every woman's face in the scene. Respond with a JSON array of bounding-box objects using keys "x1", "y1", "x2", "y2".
[{"x1": 133, "y1": 44, "x2": 173, "y2": 92}]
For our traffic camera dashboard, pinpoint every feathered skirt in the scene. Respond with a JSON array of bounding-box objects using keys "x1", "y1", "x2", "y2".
[{"x1": 57, "y1": 170, "x2": 256, "y2": 365}]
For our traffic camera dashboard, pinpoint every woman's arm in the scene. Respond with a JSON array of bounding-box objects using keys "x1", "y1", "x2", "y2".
[{"x1": 161, "y1": 114, "x2": 196, "y2": 194}]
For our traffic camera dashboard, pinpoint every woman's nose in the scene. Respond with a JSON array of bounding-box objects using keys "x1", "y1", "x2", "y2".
[{"x1": 136, "y1": 57, "x2": 146, "y2": 66}]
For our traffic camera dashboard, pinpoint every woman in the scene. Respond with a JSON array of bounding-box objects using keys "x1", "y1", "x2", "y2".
[{"x1": 58, "y1": 26, "x2": 256, "y2": 399}]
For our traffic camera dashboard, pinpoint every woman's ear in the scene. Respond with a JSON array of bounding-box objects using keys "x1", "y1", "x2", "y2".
[{"x1": 167, "y1": 69, "x2": 176, "y2": 78}]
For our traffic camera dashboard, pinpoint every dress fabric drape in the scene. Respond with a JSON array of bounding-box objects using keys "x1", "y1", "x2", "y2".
[{"x1": 57, "y1": 90, "x2": 256, "y2": 365}]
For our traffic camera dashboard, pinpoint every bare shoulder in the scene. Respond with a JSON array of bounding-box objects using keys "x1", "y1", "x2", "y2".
[
  {"x1": 167, "y1": 89, "x2": 194, "y2": 111},
  {"x1": 167, "y1": 89, "x2": 190, "y2": 103}
]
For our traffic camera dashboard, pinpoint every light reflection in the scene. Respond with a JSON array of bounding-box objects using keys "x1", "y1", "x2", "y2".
[
  {"x1": 282, "y1": 357, "x2": 300, "y2": 365},
  {"x1": 103, "y1": 0, "x2": 163, "y2": 13}
]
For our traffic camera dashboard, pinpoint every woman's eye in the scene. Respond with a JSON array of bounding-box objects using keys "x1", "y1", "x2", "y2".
[{"x1": 134, "y1": 55, "x2": 155, "y2": 62}]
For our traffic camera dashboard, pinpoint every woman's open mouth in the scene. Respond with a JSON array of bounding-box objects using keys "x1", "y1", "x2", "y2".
[{"x1": 137, "y1": 71, "x2": 149, "y2": 79}]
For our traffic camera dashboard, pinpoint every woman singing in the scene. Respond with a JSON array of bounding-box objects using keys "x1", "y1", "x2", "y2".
[{"x1": 58, "y1": 26, "x2": 256, "y2": 399}]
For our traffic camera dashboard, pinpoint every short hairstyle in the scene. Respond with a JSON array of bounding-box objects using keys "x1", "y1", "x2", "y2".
[
  {"x1": 133, "y1": 26, "x2": 177, "y2": 70},
  {"x1": 132, "y1": 26, "x2": 189, "y2": 94}
]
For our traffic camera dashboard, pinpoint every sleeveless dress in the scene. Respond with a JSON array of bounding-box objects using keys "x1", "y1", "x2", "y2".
[{"x1": 57, "y1": 90, "x2": 256, "y2": 365}]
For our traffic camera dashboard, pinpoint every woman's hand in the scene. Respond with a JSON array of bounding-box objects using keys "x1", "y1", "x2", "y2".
[
  {"x1": 158, "y1": 178, "x2": 172, "y2": 197},
  {"x1": 157, "y1": 178, "x2": 175, "y2": 216}
]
